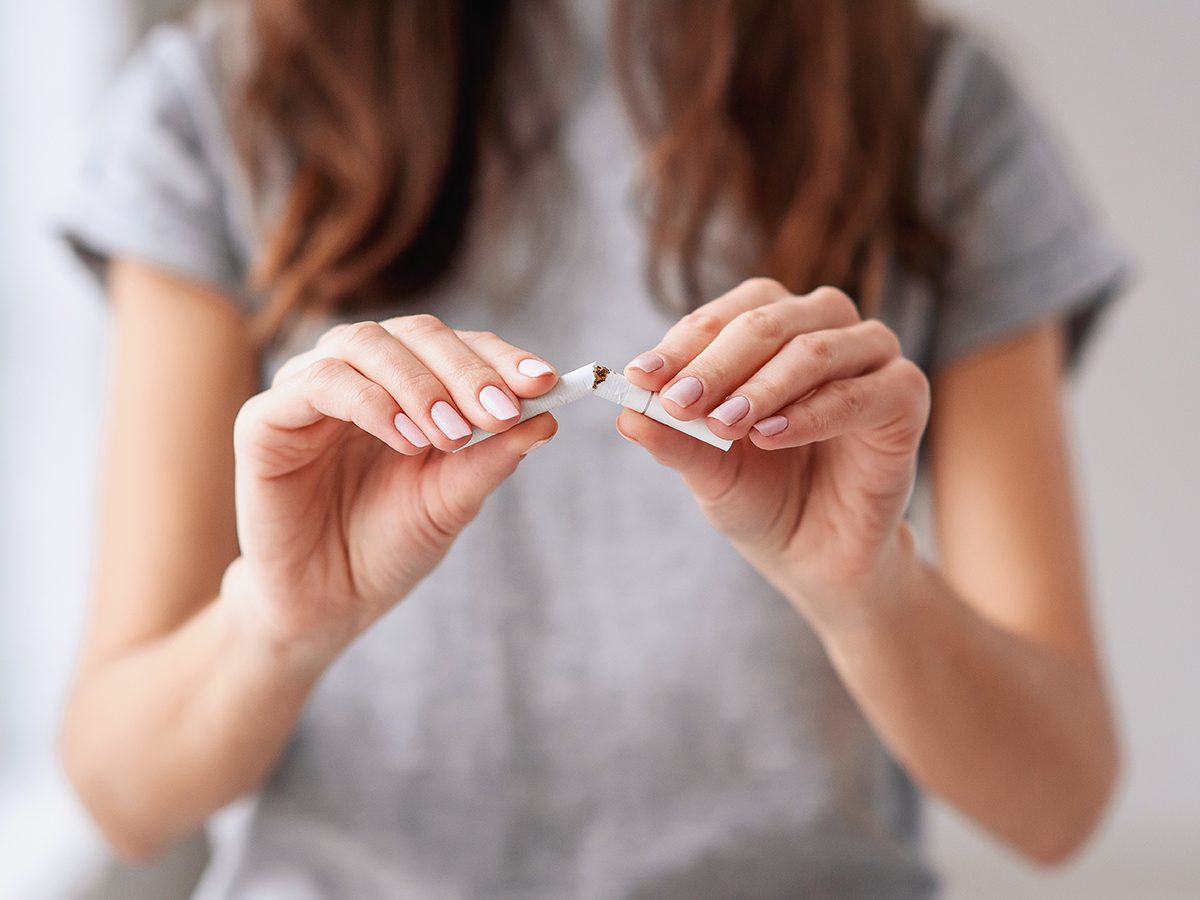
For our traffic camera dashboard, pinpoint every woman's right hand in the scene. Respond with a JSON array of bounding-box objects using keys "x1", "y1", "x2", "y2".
[{"x1": 224, "y1": 316, "x2": 558, "y2": 662}]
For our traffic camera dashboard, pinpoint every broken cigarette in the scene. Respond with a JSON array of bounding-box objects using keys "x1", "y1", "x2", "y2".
[
  {"x1": 458, "y1": 362, "x2": 598, "y2": 450},
  {"x1": 460, "y1": 360, "x2": 734, "y2": 452},
  {"x1": 589, "y1": 364, "x2": 733, "y2": 451}
]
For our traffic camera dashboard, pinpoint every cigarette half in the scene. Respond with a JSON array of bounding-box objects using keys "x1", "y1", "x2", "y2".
[
  {"x1": 457, "y1": 362, "x2": 597, "y2": 450},
  {"x1": 589, "y1": 365, "x2": 733, "y2": 451}
]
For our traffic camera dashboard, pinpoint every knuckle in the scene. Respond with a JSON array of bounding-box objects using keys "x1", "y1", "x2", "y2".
[
  {"x1": 736, "y1": 307, "x2": 786, "y2": 342},
  {"x1": 689, "y1": 357, "x2": 729, "y2": 390},
  {"x1": 306, "y1": 356, "x2": 348, "y2": 387},
  {"x1": 794, "y1": 401, "x2": 826, "y2": 436},
  {"x1": 681, "y1": 310, "x2": 725, "y2": 339},
  {"x1": 830, "y1": 379, "x2": 865, "y2": 419},
  {"x1": 862, "y1": 318, "x2": 901, "y2": 355},
  {"x1": 810, "y1": 285, "x2": 859, "y2": 323},
  {"x1": 455, "y1": 359, "x2": 501, "y2": 389},
  {"x1": 810, "y1": 284, "x2": 850, "y2": 304},
  {"x1": 393, "y1": 366, "x2": 442, "y2": 398},
  {"x1": 798, "y1": 333, "x2": 835, "y2": 368},
  {"x1": 270, "y1": 357, "x2": 304, "y2": 388},
  {"x1": 352, "y1": 380, "x2": 390, "y2": 412},
  {"x1": 455, "y1": 330, "x2": 507, "y2": 359},
  {"x1": 747, "y1": 372, "x2": 785, "y2": 405},
  {"x1": 399, "y1": 313, "x2": 447, "y2": 338},
  {"x1": 341, "y1": 320, "x2": 385, "y2": 349},
  {"x1": 741, "y1": 276, "x2": 787, "y2": 300},
  {"x1": 316, "y1": 322, "x2": 351, "y2": 345}
]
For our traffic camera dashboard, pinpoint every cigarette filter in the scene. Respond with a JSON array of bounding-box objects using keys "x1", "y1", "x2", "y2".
[
  {"x1": 458, "y1": 362, "x2": 597, "y2": 450},
  {"x1": 589, "y1": 364, "x2": 733, "y2": 451}
]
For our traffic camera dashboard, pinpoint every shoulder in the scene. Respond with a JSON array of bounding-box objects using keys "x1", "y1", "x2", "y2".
[
  {"x1": 913, "y1": 26, "x2": 1128, "y2": 372},
  {"x1": 101, "y1": 1, "x2": 246, "y2": 157},
  {"x1": 918, "y1": 27, "x2": 1040, "y2": 210},
  {"x1": 926, "y1": 28, "x2": 1024, "y2": 139},
  {"x1": 62, "y1": 1, "x2": 258, "y2": 301}
]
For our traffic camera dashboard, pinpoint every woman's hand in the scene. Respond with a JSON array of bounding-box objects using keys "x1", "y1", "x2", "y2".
[
  {"x1": 227, "y1": 316, "x2": 559, "y2": 661},
  {"x1": 620, "y1": 283, "x2": 1120, "y2": 861},
  {"x1": 619, "y1": 279, "x2": 930, "y2": 624}
]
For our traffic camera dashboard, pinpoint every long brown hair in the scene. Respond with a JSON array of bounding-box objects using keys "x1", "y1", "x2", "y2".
[{"x1": 235, "y1": 0, "x2": 942, "y2": 341}]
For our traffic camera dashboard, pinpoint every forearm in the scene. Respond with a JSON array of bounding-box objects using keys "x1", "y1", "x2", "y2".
[
  {"x1": 790, "y1": 530, "x2": 1118, "y2": 864},
  {"x1": 61, "y1": 566, "x2": 329, "y2": 861}
]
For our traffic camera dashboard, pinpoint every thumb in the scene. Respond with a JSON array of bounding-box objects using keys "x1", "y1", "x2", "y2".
[
  {"x1": 614, "y1": 408, "x2": 739, "y2": 502},
  {"x1": 425, "y1": 412, "x2": 558, "y2": 534}
]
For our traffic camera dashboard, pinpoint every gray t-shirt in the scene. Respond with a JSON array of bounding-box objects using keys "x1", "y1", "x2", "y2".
[{"x1": 62, "y1": 5, "x2": 1126, "y2": 899}]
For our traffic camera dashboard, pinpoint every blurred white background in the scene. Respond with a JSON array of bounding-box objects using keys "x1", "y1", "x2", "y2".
[
  {"x1": 925, "y1": 1, "x2": 1200, "y2": 897},
  {"x1": 1, "y1": 1, "x2": 1196, "y2": 897}
]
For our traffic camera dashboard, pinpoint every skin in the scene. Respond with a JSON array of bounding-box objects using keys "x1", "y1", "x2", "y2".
[
  {"x1": 617, "y1": 278, "x2": 1118, "y2": 864},
  {"x1": 61, "y1": 264, "x2": 1118, "y2": 865}
]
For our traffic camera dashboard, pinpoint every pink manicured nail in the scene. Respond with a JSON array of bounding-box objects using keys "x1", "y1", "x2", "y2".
[
  {"x1": 394, "y1": 412, "x2": 430, "y2": 448},
  {"x1": 752, "y1": 415, "x2": 788, "y2": 437},
  {"x1": 431, "y1": 401, "x2": 471, "y2": 440},
  {"x1": 627, "y1": 351, "x2": 665, "y2": 374},
  {"x1": 479, "y1": 385, "x2": 519, "y2": 420},
  {"x1": 517, "y1": 358, "x2": 555, "y2": 378},
  {"x1": 661, "y1": 375, "x2": 703, "y2": 408},
  {"x1": 709, "y1": 395, "x2": 750, "y2": 427}
]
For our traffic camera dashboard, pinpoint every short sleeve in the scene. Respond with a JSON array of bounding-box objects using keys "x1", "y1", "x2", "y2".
[
  {"x1": 58, "y1": 22, "x2": 247, "y2": 303},
  {"x1": 920, "y1": 34, "x2": 1129, "y2": 371}
]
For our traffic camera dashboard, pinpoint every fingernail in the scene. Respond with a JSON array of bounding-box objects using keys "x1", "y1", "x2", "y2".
[
  {"x1": 709, "y1": 395, "x2": 750, "y2": 427},
  {"x1": 524, "y1": 438, "x2": 551, "y2": 454},
  {"x1": 661, "y1": 375, "x2": 703, "y2": 408},
  {"x1": 517, "y1": 358, "x2": 555, "y2": 378},
  {"x1": 431, "y1": 401, "x2": 471, "y2": 440},
  {"x1": 394, "y1": 412, "x2": 430, "y2": 448},
  {"x1": 479, "y1": 385, "x2": 519, "y2": 420},
  {"x1": 752, "y1": 415, "x2": 788, "y2": 437},
  {"x1": 627, "y1": 351, "x2": 665, "y2": 374}
]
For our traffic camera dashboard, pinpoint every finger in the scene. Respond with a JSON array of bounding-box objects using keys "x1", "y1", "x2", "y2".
[
  {"x1": 703, "y1": 320, "x2": 901, "y2": 439},
  {"x1": 235, "y1": 357, "x2": 422, "y2": 467},
  {"x1": 623, "y1": 278, "x2": 791, "y2": 390},
  {"x1": 429, "y1": 412, "x2": 559, "y2": 534},
  {"x1": 270, "y1": 321, "x2": 361, "y2": 387},
  {"x1": 319, "y1": 320, "x2": 469, "y2": 452},
  {"x1": 625, "y1": 282, "x2": 859, "y2": 393},
  {"x1": 746, "y1": 358, "x2": 930, "y2": 451},
  {"x1": 456, "y1": 330, "x2": 559, "y2": 398},
  {"x1": 460, "y1": 411, "x2": 559, "y2": 471},
  {"x1": 614, "y1": 406, "x2": 727, "y2": 474},
  {"x1": 381, "y1": 315, "x2": 524, "y2": 436},
  {"x1": 653, "y1": 295, "x2": 876, "y2": 422},
  {"x1": 271, "y1": 344, "x2": 330, "y2": 388}
]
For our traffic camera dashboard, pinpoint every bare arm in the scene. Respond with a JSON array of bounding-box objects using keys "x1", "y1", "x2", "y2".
[
  {"x1": 60, "y1": 261, "x2": 317, "y2": 860},
  {"x1": 817, "y1": 323, "x2": 1118, "y2": 863},
  {"x1": 61, "y1": 260, "x2": 559, "y2": 860},
  {"x1": 619, "y1": 279, "x2": 1119, "y2": 864}
]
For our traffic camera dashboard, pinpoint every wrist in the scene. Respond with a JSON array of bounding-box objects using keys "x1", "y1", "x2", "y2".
[
  {"x1": 770, "y1": 524, "x2": 927, "y2": 642},
  {"x1": 216, "y1": 558, "x2": 342, "y2": 686}
]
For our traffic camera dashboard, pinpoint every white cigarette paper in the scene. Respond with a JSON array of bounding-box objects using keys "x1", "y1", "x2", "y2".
[
  {"x1": 458, "y1": 362, "x2": 598, "y2": 450},
  {"x1": 589, "y1": 365, "x2": 734, "y2": 451}
]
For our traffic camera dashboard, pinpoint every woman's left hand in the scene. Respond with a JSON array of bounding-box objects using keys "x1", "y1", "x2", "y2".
[{"x1": 619, "y1": 278, "x2": 930, "y2": 624}]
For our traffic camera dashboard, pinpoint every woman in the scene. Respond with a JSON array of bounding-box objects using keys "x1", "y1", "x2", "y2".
[{"x1": 60, "y1": 0, "x2": 1125, "y2": 896}]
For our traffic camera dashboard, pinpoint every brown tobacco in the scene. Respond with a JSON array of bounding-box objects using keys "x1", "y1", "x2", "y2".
[{"x1": 591, "y1": 364, "x2": 610, "y2": 389}]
